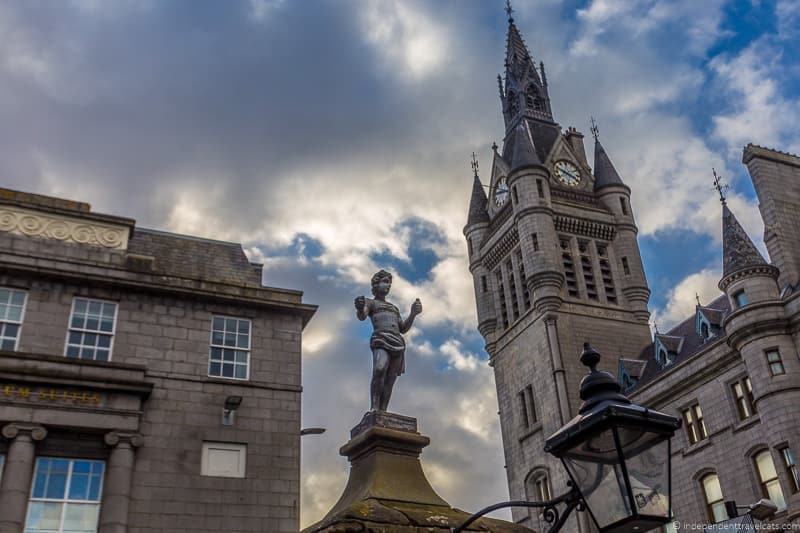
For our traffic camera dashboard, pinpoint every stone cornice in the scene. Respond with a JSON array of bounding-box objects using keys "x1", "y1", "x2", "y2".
[
  {"x1": 718, "y1": 264, "x2": 780, "y2": 291},
  {"x1": 0, "y1": 205, "x2": 131, "y2": 250},
  {"x1": 0, "y1": 253, "x2": 318, "y2": 326}
]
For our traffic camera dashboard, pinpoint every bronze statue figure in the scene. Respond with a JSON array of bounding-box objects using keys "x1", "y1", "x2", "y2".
[{"x1": 355, "y1": 270, "x2": 422, "y2": 412}]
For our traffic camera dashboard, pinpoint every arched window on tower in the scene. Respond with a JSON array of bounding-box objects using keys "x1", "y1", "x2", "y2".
[
  {"x1": 526, "y1": 86, "x2": 543, "y2": 111},
  {"x1": 700, "y1": 473, "x2": 728, "y2": 523},
  {"x1": 525, "y1": 470, "x2": 552, "y2": 530}
]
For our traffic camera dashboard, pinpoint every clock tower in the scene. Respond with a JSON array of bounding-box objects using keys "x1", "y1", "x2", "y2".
[{"x1": 464, "y1": 7, "x2": 653, "y2": 531}]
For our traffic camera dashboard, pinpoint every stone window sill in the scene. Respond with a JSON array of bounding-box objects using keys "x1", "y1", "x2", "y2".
[
  {"x1": 519, "y1": 421, "x2": 543, "y2": 443},
  {"x1": 681, "y1": 438, "x2": 712, "y2": 457},
  {"x1": 731, "y1": 414, "x2": 760, "y2": 433}
]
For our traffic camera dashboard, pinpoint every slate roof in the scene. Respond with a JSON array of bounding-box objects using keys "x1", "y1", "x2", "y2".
[
  {"x1": 620, "y1": 358, "x2": 647, "y2": 379},
  {"x1": 593, "y1": 139, "x2": 625, "y2": 190},
  {"x1": 632, "y1": 294, "x2": 731, "y2": 390},
  {"x1": 509, "y1": 121, "x2": 541, "y2": 171},
  {"x1": 466, "y1": 174, "x2": 490, "y2": 226},
  {"x1": 722, "y1": 203, "x2": 768, "y2": 278},
  {"x1": 128, "y1": 228, "x2": 263, "y2": 286}
]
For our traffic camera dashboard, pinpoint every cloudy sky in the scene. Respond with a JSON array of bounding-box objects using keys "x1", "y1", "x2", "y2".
[{"x1": 2, "y1": 0, "x2": 800, "y2": 526}]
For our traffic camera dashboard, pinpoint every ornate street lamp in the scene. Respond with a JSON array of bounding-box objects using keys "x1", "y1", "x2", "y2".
[{"x1": 454, "y1": 343, "x2": 681, "y2": 533}]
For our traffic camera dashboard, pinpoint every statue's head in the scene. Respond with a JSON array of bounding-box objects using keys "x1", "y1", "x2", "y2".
[{"x1": 371, "y1": 269, "x2": 392, "y2": 297}]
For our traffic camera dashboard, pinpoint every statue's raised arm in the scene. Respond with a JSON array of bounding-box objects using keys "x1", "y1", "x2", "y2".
[{"x1": 359, "y1": 270, "x2": 421, "y2": 412}]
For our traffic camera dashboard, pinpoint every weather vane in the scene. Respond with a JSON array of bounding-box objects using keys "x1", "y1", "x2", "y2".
[
  {"x1": 695, "y1": 292, "x2": 701, "y2": 307},
  {"x1": 470, "y1": 152, "x2": 479, "y2": 177},
  {"x1": 712, "y1": 168, "x2": 729, "y2": 204},
  {"x1": 590, "y1": 116, "x2": 600, "y2": 142},
  {"x1": 505, "y1": 0, "x2": 514, "y2": 20}
]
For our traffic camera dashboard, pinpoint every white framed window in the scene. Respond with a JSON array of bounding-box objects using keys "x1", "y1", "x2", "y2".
[
  {"x1": 25, "y1": 457, "x2": 105, "y2": 533},
  {"x1": 701, "y1": 473, "x2": 728, "y2": 523},
  {"x1": 0, "y1": 287, "x2": 27, "y2": 351},
  {"x1": 201, "y1": 442, "x2": 247, "y2": 478},
  {"x1": 754, "y1": 450, "x2": 786, "y2": 510},
  {"x1": 208, "y1": 316, "x2": 251, "y2": 380},
  {"x1": 65, "y1": 298, "x2": 118, "y2": 362}
]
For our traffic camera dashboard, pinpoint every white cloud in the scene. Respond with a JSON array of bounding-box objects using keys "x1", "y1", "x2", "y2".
[
  {"x1": 711, "y1": 40, "x2": 800, "y2": 156},
  {"x1": 651, "y1": 268, "x2": 722, "y2": 331},
  {"x1": 360, "y1": 0, "x2": 450, "y2": 80}
]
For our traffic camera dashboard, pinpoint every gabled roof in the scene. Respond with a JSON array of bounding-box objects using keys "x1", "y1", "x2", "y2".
[
  {"x1": 697, "y1": 305, "x2": 725, "y2": 326},
  {"x1": 619, "y1": 358, "x2": 647, "y2": 379},
  {"x1": 631, "y1": 294, "x2": 731, "y2": 391},
  {"x1": 654, "y1": 334, "x2": 683, "y2": 354}
]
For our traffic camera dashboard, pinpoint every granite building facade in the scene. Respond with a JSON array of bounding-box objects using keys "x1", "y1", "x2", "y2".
[
  {"x1": 464, "y1": 8, "x2": 800, "y2": 531},
  {"x1": 0, "y1": 188, "x2": 316, "y2": 533}
]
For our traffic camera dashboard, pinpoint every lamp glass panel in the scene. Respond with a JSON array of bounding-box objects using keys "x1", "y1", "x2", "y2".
[
  {"x1": 623, "y1": 437, "x2": 670, "y2": 518},
  {"x1": 562, "y1": 428, "x2": 632, "y2": 529}
]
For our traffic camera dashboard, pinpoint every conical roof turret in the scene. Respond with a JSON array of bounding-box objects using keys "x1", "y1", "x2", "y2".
[
  {"x1": 721, "y1": 203, "x2": 768, "y2": 278},
  {"x1": 509, "y1": 121, "x2": 541, "y2": 172},
  {"x1": 593, "y1": 137, "x2": 625, "y2": 190},
  {"x1": 467, "y1": 172, "x2": 489, "y2": 225}
]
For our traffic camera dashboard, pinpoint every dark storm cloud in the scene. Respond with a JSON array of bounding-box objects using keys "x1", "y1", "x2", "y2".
[{"x1": 0, "y1": 0, "x2": 506, "y2": 233}]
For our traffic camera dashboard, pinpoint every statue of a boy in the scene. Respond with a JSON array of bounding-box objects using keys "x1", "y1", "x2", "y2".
[{"x1": 355, "y1": 270, "x2": 422, "y2": 412}]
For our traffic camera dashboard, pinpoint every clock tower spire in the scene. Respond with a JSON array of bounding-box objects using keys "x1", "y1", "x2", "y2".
[{"x1": 464, "y1": 4, "x2": 653, "y2": 531}]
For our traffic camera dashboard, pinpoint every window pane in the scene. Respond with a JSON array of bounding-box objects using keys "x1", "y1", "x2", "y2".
[
  {"x1": 74, "y1": 299, "x2": 87, "y2": 315},
  {"x1": 237, "y1": 320, "x2": 249, "y2": 334},
  {"x1": 222, "y1": 364, "x2": 234, "y2": 378},
  {"x1": 6, "y1": 306, "x2": 22, "y2": 322},
  {"x1": 213, "y1": 316, "x2": 224, "y2": 331},
  {"x1": 211, "y1": 331, "x2": 223, "y2": 345},
  {"x1": 235, "y1": 351, "x2": 247, "y2": 364},
  {"x1": 236, "y1": 334, "x2": 248, "y2": 348},
  {"x1": 703, "y1": 474, "x2": 723, "y2": 502},
  {"x1": 235, "y1": 365, "x2": 247, "y2": 379},
  {"x1": 1, "y1": 338, "x2": 15, "y2": 350},
  {"x1": 710, "y1": 501, "x2": 728, "y2": 523},
  {"x1": 766, "y1": 480, "x2": 786, "y2": 510},
  {"x1": 11, "y1": 291, "x2": 25, "y2": 305},
  {"x1": 756, "y1": 451, "x2": 778, "y2": 482},
  {"x1": 25, "y1": 501, "x2": 63, "y2": 531},
  {"x1": 209, "y1": 362, "x2": 221, "y2": 376},
  {"x1": 62, "y1": 503, "x2": 99, "y2": 532}
]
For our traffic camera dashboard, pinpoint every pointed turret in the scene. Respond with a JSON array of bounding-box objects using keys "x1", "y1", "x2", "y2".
[
  {"x1": 721, "y1": 203, "x2": 768, "y2": 278},
  {"x1": 593, "y1": 138, "x2": 625, "y2": 191},
  {"x1": 467, "y1": 173, "x2": 489, "y2": 225},
  {"x1": 500, "y1": 6, "x2": 553, "y2": 128},
  {"x1": 509, "y1": 121, "x2": 541, "y2": 172},
  {"x1": 714, "y1": 171, "x2": 779, "y2": 295}
]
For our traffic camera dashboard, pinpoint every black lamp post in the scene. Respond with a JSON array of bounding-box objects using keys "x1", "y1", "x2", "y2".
[{"x1": 454, "y1": 343, "x2": 681, "y2": 533}]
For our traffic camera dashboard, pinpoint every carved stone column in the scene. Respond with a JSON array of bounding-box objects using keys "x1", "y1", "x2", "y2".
[
  {"x1": 98, "y1": 432, "x2": 143, "y2": 533},
  {"x1": 0, "y1": 423, "x2": 47, "y2": 533}
]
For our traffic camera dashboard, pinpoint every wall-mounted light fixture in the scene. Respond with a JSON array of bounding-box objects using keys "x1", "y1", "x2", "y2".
[{"x1": 222, "y1": 395, "x2": 243, "y2": 426}]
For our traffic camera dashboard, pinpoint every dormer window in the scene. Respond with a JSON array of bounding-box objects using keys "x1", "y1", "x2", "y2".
[
  {"x1": 701, "y1": 322, "x2": 709, "y2": 339},
  {"x1": 658, "y1": 349, "x2": 668, "y2": 364}
]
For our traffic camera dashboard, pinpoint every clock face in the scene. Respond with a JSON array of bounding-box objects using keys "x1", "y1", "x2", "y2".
[
  {"x1": 494, "y1": 177, "x2": 509, "y2": 207},
  {"x1": 555, "y1": 160, "x2": 581, "y2": 187}
]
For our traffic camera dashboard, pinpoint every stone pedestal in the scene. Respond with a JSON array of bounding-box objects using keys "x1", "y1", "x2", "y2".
[{"x1": 303, "y1": 412, "x2": 532, "y2": 533}]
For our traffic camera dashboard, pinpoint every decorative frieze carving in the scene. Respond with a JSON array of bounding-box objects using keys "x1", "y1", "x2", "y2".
[
  {"x1": 554, "y1": 215, "x2": 616, "y2": 241},
  {"x1": 0, "y1": 206, "x2": 129, "y2": 250},
  {"x1": 484, "y1": 228, "x2": 519, "y2": 271}
]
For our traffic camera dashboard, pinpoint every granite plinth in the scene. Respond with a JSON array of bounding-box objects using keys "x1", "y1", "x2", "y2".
[{"x1": 302, "y1": 412, "x2": 534, "y2": 533}]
